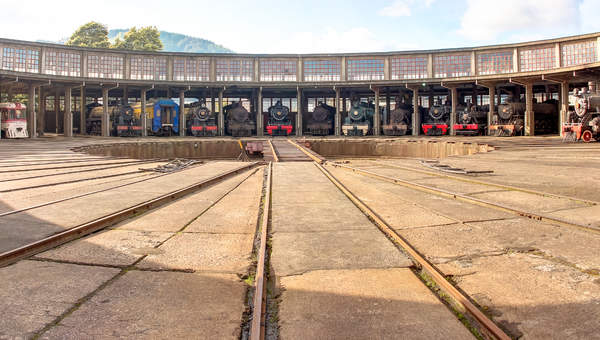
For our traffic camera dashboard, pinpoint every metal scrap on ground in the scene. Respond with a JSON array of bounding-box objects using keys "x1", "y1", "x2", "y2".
[
  {"x1": 140, "y1": 159, "x2": 202, "y2": 173},
  {"x1": 420, "y1": 160, "x2": 493, "y2": 175}
]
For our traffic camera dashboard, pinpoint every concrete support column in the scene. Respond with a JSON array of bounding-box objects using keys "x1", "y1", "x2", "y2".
[
  {"x1": 123, "y1": 87, "x2": 128, "y2": 105},
  {"x1": 37, "y1": 87, "x2": 45, "y2": 136},
  {"x1": 488, "y1": 85, "x2": 496, "y2": 135},
  {"x1": 7, "y1": 87, "x2": 13, "y2": 102},
  {"x1": 141, "y1": 89, "x2": 147, "y2": 137},
  {"x1": 64, "y1": 87, "x2": 72, "y2": 137},
  {"x1": 257, "y1": 88, "x2": 263, "y2": 137},
  {"x1": 179, "y1": 90, "x2": 185, "y2": 137},
  {"x1": 334, "y1": 88, "x2": 341, "y2": 136},
  {"x1": 79, "y1": 87, "x2": 86, "y2": 135},
  {"x1": 296, "y1": 88, "x2": 302, "y2": 136},
  {"x1": 471, "y1": 85, "x2": 477, "y2": 106},
  {"x1": 218, "y1": 89, "x2": 224, "y2": 136},
  {"x1": 102, "y1": 87, "x2": 109, "y2": 137},
  {"x1": 385, "y1": 88, "x2": 391, "y2": 120},
  {"x1": 373, "y1": 88, "x2": 380, "y2": 136},
  {"x1": 524, "y1": 83, "x2": 534, "y2": 136},
  {"x1": 560, "y1": 81, "x2": 569, "y2": 136},
  {"x1": 27, "y1": 85, "x2": 36, "y2": 138},
  {"x1": 54, "y1": 89, "x2": 60, "y2": 134},
  {"x1": 411, "y1": 88, "x2": 420, "y2": 136},
  {"x1": 449, "y1": 87, "x2": 457, "y2": 136}
]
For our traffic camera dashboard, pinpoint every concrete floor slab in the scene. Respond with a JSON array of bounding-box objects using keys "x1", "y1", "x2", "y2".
[
  {"x1": 271, "y1": 202, "x2": 374, "y2": 232},
  {"x1": 185, "y1": 171, "x2": 262, "y2": 234},
  {"x1": 271, "y1": 229, "x2": 413, "y2": 276},
  {"x1": 114, "y1": 171, "x2": 254, "y2": 233},
  {"x1": 546, "y1": 205, "x2": 600, "y2": 229},
  {"x1": 136, "y1": 233, "x2": 254, "y2": 273},
  {"x1": 42, "y1": 271, "x2": 246, "y2": 340},
  {"x1": 327, "y1": 166, "x2": 504, "y2": 225},
  {"x1": 399, "y1": 218, "x2": 600, "y2": 270},
  {"x1": 0, "y1": 260, "x2": 119, "y2": 339},
  {"x1": 470, "y1": 190, "x2": 587, "y2": 213},
  {"x1": 437, "y1": 253, "x2": 600, "y2": 339},
  {"x1": 278, "y1": 268, "x2": 474, "y2": 339},
  {"x1": 35, "y1": 229, "x2": 172, "y2": 266}
]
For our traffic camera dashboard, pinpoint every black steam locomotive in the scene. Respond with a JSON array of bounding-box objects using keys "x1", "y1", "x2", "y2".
[
  {"x1": 563, "y1": 83, "x2": 600, "y2": 142},
  {"x1": 87, "y1": 103, "x2": 141, "y2": 137},
  {"x1": 266, "y1": 100, "x2": 292, "y2": 136},
  {"x1": 454, "y1": 104, "x2": 487, "y2": 135},
  {"x1": 383, "y1": 96, "x2": 411, "y2": 136},
  {"x1": 307, "y1": 102, "x2": 334, "y2": 135},
  {"x1": 422, "y1": 99, "x2": 450, "y2": 135},
  {"x1": 225, "y1": 101, "x2": 255, "y2": 137},
  {"x1": 491, "y1": 96, "x2": 557, "y2": 136},
  {"x1": 342, "y1": 97, "x2": 374, "y2": 136},
  {"x1": 187, "y1": 100, "x2": 217, "y2": 137}
]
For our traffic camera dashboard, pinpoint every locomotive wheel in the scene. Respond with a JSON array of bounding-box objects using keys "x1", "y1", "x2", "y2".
[{"x1": 581, "y1": 130, "x2": 593, "y2": 143}]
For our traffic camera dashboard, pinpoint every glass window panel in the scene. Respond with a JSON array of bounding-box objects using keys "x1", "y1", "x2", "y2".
[
  {"x1": 1, "y1": 47, "x2": 39, "y2": 73},
  {"x1": 391, "y1": 56, "x2": 428, "y2": 79},
  {"x1": 561, "y1": 40, "x2": 597, "y2": 67},
  {"x1": 519, "y1": 46, "x2": 556, "y2": 72},
  {"x1": 303, "y1": 60, "x2": 340, "y2": 81},
  {"x1": 260, "y1": 60, "x2": 297, "y2": 81},
  {"x1": 477, "y1": 51, "x2": 512, "y2": 75},
  {"x1": 44, "y1": 49, "x2": 81, "y2": 76},
  {"x1": 433, "y1": 54, "x2": 471, "y2": 78},
  {"x1": 88, "y1": 54, "x2": 123, "y2": 79},
  {"x1": 216, "y1": 59, "x2": 253, "y2": 81},
  {"x1": 347, "y1": 59, "x2": 384, "y2": 81}
]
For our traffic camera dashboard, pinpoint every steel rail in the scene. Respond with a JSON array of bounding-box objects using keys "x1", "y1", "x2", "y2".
[
  {"x1": 0, "y1": 162, "x2": 259, "y2": 268},
  {"x1": 0, "y1": 170, "x2": 144, "y2": 193},
  {"x1": 331, "y1": 163, "x2": 600, "y2": 234},
  {"x1": 368, "y1": 160, "x2": 598, "y2": 206},
  {"x1": 0, "y1": 160, "x2": 162, "y2": 182},
  {"x1": 312, "y1": 160, "x2": 511, "y2": 340},
  {"x1": 0, "y1": 159, "x2": 159, "y2": 173},
  {"x1": 250, "y1": 162, "x2": 272, "y2": 340},
  {"x1": 267, "y1": 139, "x2": 279, "y2": 163}
]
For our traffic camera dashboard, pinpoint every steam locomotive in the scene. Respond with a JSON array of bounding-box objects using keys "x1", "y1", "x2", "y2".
[
  {"x1": 266, "y1": 100, "x2": 292, "y2": 136},
  {"x1": 88, "y1": 104, "x2": 141, "y2": 137},
  {"x1": 307, "y1": 102, "x2": 334, "y2": 135},
  {"x1": 454, "y1": 104, "x2": 487, "y2": 135},
  {"x1": 563, "y1": 83, "x2": 600, "y2": 142},
  {"x1": 383, "y1": 96, "x2": 411, "y2": 136},
  {"x1": 342, "y1": 97, "x2": 374, "y2": 136},
  {"x1": 422, "y1": 99, "x2": 450, "y2": 135},
  {"x1": 491, "y1": 97, "x2": 557, "y2": 136},
  {"x1": 490, "y1": 97, "x2": 525, "y2": 137},
  {"x1": 225, "y1": 101, "x2": 255, "y2": 137},
  {"x1": 187, "y1": 99, "x2": 217, "y2": 137}
]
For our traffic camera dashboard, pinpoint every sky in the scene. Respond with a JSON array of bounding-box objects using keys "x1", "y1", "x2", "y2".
[{"x1": 1, "y1": 0, "x2": 599, "y2": 54}]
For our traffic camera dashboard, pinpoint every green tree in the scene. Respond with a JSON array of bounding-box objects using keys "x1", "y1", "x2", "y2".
[
  {"x1": 66, "y1": 22, "x2": 111, "y2": 48},
  {"x1": 113, "y1": 26, "x2": 163, "y2": 51}
]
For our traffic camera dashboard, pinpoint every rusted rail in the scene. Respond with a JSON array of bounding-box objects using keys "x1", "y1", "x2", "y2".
[
  {"x1": 250, "y1": 162, "x2": 272, "y2": 340},
  {"x1": 0, "y1": 162, "x2": 260, "y2": 268},
  {"x1": 369, "y1": 160, "x2": 598, "y2": 206},
  {"x1": 331, "y1": 162, "x2": 600, "y2": 234},
  {"x1": 267, "y1": 139, "x2": 279, "y2": 163}
]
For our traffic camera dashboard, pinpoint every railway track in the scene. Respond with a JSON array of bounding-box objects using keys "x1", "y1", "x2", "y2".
[
  {"x1": 366, "y1": 159, "x2": 599, "y2": 206},
  {"x1": 278, "y1": 139, "x2": 511, "y2": 340},
  {"x1": 0, "y1": 162, "x2": 260, "y2": 268},
  {"x1": 0, "y1": 159, "x2": 155, "y2": 173}
]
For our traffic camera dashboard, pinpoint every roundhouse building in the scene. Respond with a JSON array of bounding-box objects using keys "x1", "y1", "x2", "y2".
[{"x1": 1, "y1": 33, "x2": 599, "y2": 138}]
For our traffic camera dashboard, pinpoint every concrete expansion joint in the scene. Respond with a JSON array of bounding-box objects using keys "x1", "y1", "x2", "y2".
[
  {"x1": 280, "y1": 265, "x2": 416, "y2": 278},
  {"x1": 29, "y1": 257, "x2": 126, "y2": 270}
]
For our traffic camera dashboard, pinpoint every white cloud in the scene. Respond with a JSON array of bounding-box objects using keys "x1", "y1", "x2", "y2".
[
  {"x1": 458, "y1": 0, "x2": 579, "y2": 41},
  {"x1": 379, "y1": 0, "x2": 412, "y2": 17},
  {"x1": 580, "y1": 0, "x2": 600, "y2": 33},
  {"x1": 258, "y1": 27, "x2": 399, "y2": 54}
]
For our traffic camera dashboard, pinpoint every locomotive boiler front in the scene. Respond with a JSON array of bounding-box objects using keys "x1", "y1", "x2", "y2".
[
  {"x1": 187, "y1": 100, "x2": 217, "y2": 137},
  {"x1": 226, "y1": 101, "x2": 255, "y2": 137},
  {"x1": 307, "y1": 102, "x2": 334, "y2": 136},
  {"x1": 266, "y1": 100, "x2": 292, "y2": 136}
]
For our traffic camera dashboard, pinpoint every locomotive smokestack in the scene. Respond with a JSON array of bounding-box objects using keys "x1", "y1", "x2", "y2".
[{"x1": 588, "y1": 81, "x2": 598, "y2": 94}]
